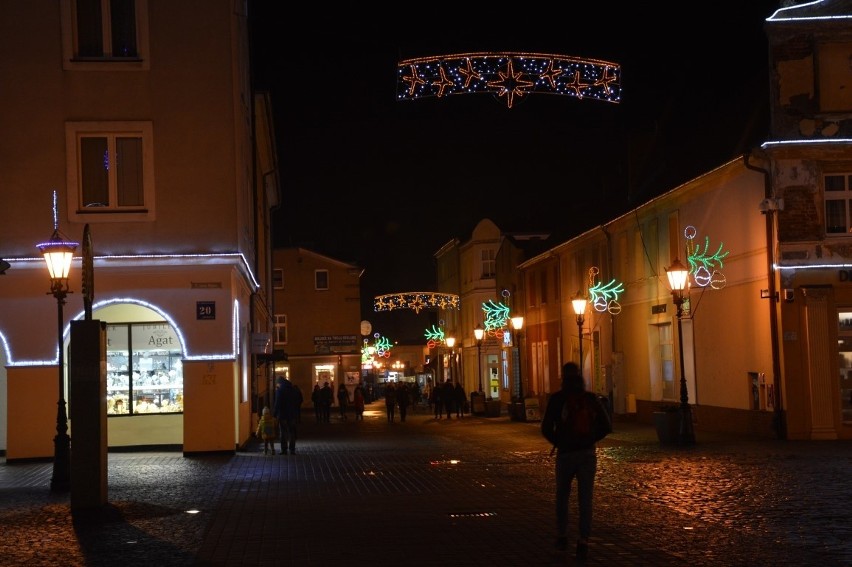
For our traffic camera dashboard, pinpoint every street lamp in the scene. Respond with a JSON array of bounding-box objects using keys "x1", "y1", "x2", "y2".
[
  {"x1": 510, "y1": 315, "x2": 524, "y2": 401},
  {"x1": 666, "y1": 257, "x2": 696, "y2": 445},
  {"x1": 571, "y1": 291, "x2": 588, "y2": 375},
  {"x1": 445, "y1": 336, "x2": 456, "y2": 384},
  {"x1": 473, "y1": 324, "x2": 484, "y2": 393},
  {"x1": 37, "y1": 227, "x2": 79, "y2": 492}
]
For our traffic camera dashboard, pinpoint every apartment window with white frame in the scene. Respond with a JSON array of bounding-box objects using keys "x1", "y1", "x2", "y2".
[
  {"x1": 273, "y1": 269, "x2": 284, "y2": 289},
  {"x1": 825, "y1": 173, "x2": 852, "y2": 234},
  {"x1": 66, "y1": 121, "x2": 155, "y2": 223},
  {"x1": 60, "y1": 0, "x2": 150, "y2": 70},
  {"x1": 315, "y1": 270, "x2": 329, "y2": 290},
  {"x1": 274, "y1": 314, "x2": 288, "y2": 345},
  {"x1": 481, "y1": 248, "x2": 496, "y2": 278}
]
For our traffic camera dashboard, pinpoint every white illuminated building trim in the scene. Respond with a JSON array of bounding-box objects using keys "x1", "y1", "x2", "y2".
[
  {"x1": 777, "y1": 263, "x2": 852, "y2": 271},
  {"x1": 762, "y1": 139, "x2": 852, "y2": 148},
  {"x1": 768, "y1": 1, "x2": 852, "y2": 22},
  {"x1": 1, "y1": 252, "x2": 261, "y2": 291},
  {"x1": 6, "y1": 296, "x2": 241, "y2": 367}
]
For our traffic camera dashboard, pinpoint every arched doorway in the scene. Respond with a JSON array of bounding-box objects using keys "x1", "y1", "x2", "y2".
[{"x1": 94, "y1": 302, "x2": 185, "y2": 449}]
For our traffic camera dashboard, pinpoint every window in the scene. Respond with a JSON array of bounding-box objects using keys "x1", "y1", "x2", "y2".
[
  {"x1": 825, "y1": 173, "x2": 852, "y2": 234},
  {"x1": 315, "y1": 270, "x2": 329, "y2": 290},
  {"x1": 106, "y1": 322, "x2": 183, "y2": 415},
  {"x1": 273, "y1": 269, "x2": 284, "y2": 289},
  {"x1": 66, "y1": 121, "x2": 155, "y2": 222},
  {"x1": 60, "y1": 0, "x2": 150, "y2": 70},
  {"x1": 480, "y1": 248, "x2": 496, "y2": 278},
  {"x1": 274, "y1": 314, "x2": 288, "y2": 345}
]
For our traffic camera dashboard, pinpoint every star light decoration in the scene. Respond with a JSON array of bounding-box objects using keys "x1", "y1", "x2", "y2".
[
  {"x1": 398, "y1": 52, "x2": 620, "y2": 109},
  {"x1": 374, "y1": 292, "x2": 460, "y2": 314}
]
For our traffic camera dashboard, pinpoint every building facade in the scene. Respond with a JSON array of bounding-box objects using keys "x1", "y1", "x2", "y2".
[
  {"x1": 0, "y1": 1, "x2": 279, "y2": 457},
  {"x1": 269, "y1": 248, "x2": 363, "y2": 411}
]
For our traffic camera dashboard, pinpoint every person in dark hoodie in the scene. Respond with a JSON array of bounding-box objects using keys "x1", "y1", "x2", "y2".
[
  {"x1": 541, "y1": 362, "x2": 612, "y2": 560},
  {"x1": 273, "y1": 376, "x2": 303, "y2": 455}
]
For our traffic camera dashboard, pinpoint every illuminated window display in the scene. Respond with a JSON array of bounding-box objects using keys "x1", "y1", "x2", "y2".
[{"x1": 106, "y1": 322, "x2": 183, "y2": 415}]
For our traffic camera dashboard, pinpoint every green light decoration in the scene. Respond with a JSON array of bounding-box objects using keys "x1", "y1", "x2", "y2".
[
  {"x1": 374, "y1": 292, "x2": 460, "y2": 314},
  {"x1": 586, "y1": 266, "x2": 624, "y2": 314},
  {"x1": 424, "y1": 324, "x2": 446, "y2": 345},
  {"x1": 482, "y1": 299, "x2": 510, "y2": 334},
  {"x1": 684, "y1": 225, "x2": 728, "y2": 290},
  {"x1": 373, "y1": 334, "x2": 393, "y2": 356}
]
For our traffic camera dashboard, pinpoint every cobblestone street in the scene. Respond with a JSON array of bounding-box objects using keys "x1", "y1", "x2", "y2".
[{"x1": 1, "y1": 402, "x2": 850, "y2": 566}]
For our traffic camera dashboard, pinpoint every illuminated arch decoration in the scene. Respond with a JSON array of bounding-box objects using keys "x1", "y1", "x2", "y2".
[
  {"x1": 684, "y1": 226, "x2": 729, "y2": 290},
  {"x1": 374, "y1": 291, "x2": 460, "y2": 314},
  {"x1": 586, "y1": 267, "x2": 624, "y2": 315},
  {"x1": 397, "y1": 52, "x2": 621, "y2": 109}
]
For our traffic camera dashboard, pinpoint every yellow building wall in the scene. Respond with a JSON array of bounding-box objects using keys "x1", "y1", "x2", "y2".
[
  {"x1": 7, "y1": 365, "x2": 58, "y2": 460},
  {"x1": 182, "y1": 360, "x2": 236, "y2": 454}
]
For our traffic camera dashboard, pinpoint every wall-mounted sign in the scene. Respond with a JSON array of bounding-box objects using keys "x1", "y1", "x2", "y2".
[{"x1": 197, "y1": 301, "x2": 215, "y2": 320}]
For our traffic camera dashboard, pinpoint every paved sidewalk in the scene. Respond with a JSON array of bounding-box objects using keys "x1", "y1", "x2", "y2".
[{"x1": 1, "y1": 402, "x2": 851, "y2": 566}]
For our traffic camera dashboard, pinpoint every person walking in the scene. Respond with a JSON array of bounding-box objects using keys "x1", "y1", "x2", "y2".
[
  {"x1": 454, "y1": 381, "x2": 466, "y2": 418},
  {"x1": 540, "y1": 362, "x2": 612, "y2": 560},
  {"x1": 273, "y1": 376, "x2": 304, "y2": 455},
  {"x1": 292, "y1": 383, "x2": 304, "y2": 424},
  {"x1": 319, "y1": 381, "x2": 333, "y2": 423},
  {"x1": 432, "y1": 380, "x2": 443, "y2": 419},
  {"x1": 311, "y1": 384, "x2": 321, "y2": 422},
  {"x1": 384, "y1": 382, "x2": 397, "y2": 423},
  {"x1": 255, "y1": 406, "x2": 276, "y2": 455},
  {"x1": 397, "y1": 382, "x2": 410, "y2": 422},
  {"x1": 337, "y1": 383, "x2": 349, "y2": 420},
  {"x1": 442, "y1": 379, "x2": 455, "y2": 419},
  {"x1": 353, "y1": 384, "x2": 366, "y2": 421}
]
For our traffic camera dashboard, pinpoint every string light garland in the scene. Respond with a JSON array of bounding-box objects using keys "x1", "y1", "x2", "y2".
[
  {"x1": 397, "y1": 52, "x2": 621, "y2": 108},
  {"x1": 374, "y1": 292, "x2": 460, "y2": 313}
]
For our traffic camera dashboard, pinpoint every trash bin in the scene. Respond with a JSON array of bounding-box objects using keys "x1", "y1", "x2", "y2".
[{"x1": 470, "y1": 391, "x2": 486, "y2": 416}]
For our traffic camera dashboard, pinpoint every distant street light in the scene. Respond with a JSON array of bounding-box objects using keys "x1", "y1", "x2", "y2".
[
  {"x1": 37, "y1": 226, "x2": 79, "y2": 492},
  {"x1": 473, "y1": 324, "x2": 484, "y2": 393},
  {"x1": 571, "y1": 292, "x2": 588, "y2": 375},
  {"x1": 510, "y1": 316, "x2": 524, "y2": 401},
  {"x1": 445, "y1": 336, "x2": 456, "y2": 384},
  {"x1": 666, "y1": 258, "x2": 696, "y2": 445}
]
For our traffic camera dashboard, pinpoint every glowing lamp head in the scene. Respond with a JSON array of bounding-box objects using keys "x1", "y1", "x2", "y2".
[
  {"x1": 510, "y1": 315, "x2": 524, "y2": 331},
  {"x1": 666, "y1": 258, "x2": 690, "y2": 292},
  {"x1": 571, "y1": 292, "x2": 588, "y2": 317},
  {"x1": 37, "y1": 231, "x2": 78, "y2": 281},
  {"x1": 445, "y1": 337, "x2": 456, "y2": 348},
  {"x1": 473, "y1": 325, "x2": 484, "y2": 341}
]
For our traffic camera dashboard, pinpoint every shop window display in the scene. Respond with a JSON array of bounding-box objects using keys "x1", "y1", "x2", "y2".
[{"x1": 107, "y1": 322, "x2": 183, "y2": 415}]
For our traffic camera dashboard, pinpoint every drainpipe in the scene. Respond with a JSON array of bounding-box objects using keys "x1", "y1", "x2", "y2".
[{"x1": 743, "y1": 150, "x2": 786, "y2": 440}]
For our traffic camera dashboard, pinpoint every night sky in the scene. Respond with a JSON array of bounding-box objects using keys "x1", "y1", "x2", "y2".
[{"x1": 248, "y1": 2, "x2": 782, "y2": 341}]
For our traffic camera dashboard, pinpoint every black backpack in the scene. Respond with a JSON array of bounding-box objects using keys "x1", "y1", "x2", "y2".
[{"x1": 558, "y1": 392, "x2": 608, "y2": 449}]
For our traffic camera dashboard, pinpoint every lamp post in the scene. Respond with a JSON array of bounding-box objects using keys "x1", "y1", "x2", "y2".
[
  {"x1": 510, "y1": 316, "x2": 524, "y2": 401},
  {"x1": 473, "y1": 324, "x2": 484, "y2": 393},
  {"x1": 666, "y1": 258, "x2": 696, "y2": 445},
  {"x1": 445, "y1": 336, "x2": 455, "y2": 384},
  {"x1": 37, "y1": 227, "x2": 79, "y2": 492},
  {"x1": 571, "y1": 292, "x2": 588, "y2": 375}
]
